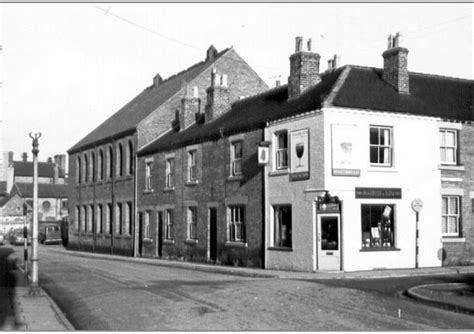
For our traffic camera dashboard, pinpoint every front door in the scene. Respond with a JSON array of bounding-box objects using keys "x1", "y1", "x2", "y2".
[
  {"x1": 317, "y1": 214, "x2": 341, "y2": 271},
  {"x1": 209, "y1": 208, "x2": 217, "y2": 261}
]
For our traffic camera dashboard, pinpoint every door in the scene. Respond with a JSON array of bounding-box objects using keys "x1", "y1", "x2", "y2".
[
  {"x1": 317, "y1": 214, "x2": 341, "y2": 270},
  {"x1": 138, "y1": 212, "x2": 143, "y2": 257},
  {"x1": 157, "y1": 211, "x2": 163, "y2": 257},
  {"x1": 209, "y1": 208, "x2": 217, "y2": 261}
]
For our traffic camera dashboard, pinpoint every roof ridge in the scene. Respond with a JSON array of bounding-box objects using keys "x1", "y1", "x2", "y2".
[
  {"x1": 323, "y1": 66, "x2": 352, "y2": 108},
  {"x1": 231, "y1": 84, "x2": 287, "y2": 106}
]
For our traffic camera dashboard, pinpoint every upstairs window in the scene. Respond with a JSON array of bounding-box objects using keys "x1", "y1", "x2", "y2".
[
  {"x1": 145, "y1": 162, "x2": 153, "y2": 190},
  {"x1": 83, "y1": 154, "x2": 89, "y2": 183},
  {"x1": 230, "y1": 141, "x2": 243, "y2": 176},
  {"x1": 98, "y1": 149, "x2": 104, "y2": 181},
  {"x1": 76, "y1": 156, "x2": 82, "y2": 184},
  {"x1": 188, "y1": 150, "x2": 197, "y2": 182},
  {"x1": 117, "y1": 143, "x2": 123, "y2": 177},
  {"x1": 107, "y1": 147, "x2": 113, "y2": 179},
  {"x1": 440, "y1": 129, "x2": 458, "y2": 165},
  {"x1": 370, "y1": 126, "x2": 392, "y2": 166},
  {"x1": 166, "y1": 158, "x2": 174, "y2": 189},
  {"x1": 442, "y1": 196, "x2": 460, "y2": 237},
  {"x1": 126, "y1": 140, "x2": 134, "y2": 175},
  {"x1": 275, "y1": 131, "x2": 288, "y2": 170}
]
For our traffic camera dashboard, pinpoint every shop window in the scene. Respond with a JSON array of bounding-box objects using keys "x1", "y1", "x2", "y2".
[
  {"x1": 230, "y1": 141, "x2": 243, "y2": 176},
  {"x1": 166, "y1": 158, "x2": 174, "y2": 189},
  {"x1": 187, "y1": 207, "x2": 197, "y2": 240},
  {"x1": 228, "y1": 206, "x2": 245, "y2": 243},
  {"x1": 165, "y1": 209, "x2": 174, "y2": 240},
  {"x1": 440, "y1": 129, "x2": 458, "y2": 165},
  {"x1": 275, "y1": 131, "x2": 288, "y2": 170},
  {"x1": 369, "y1": 126, "x2": 392, "y2": 166},
  {"x1": 361, "y1": 204, "x2": 395, "y2": 249},
  {"x1": 442, "y1": 196, "x2": 460, "y2": 237},
  {"x1": 273, "y1": 205, "x2": 292, "y2": 248}
]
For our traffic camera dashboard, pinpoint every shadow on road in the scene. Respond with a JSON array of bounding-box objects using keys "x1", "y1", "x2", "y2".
[{"x1": 0, "y1": 246, "x2": 23, "y2": 329}]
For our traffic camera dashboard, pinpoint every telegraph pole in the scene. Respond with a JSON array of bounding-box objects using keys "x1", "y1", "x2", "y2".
[{"x1": 29, "y1": 132, "x2": 41, "y2": 296}]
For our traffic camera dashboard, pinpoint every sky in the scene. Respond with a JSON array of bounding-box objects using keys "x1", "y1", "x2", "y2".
[{"x1": 0, "y1": 3, "x2": 472, "y2": 166}]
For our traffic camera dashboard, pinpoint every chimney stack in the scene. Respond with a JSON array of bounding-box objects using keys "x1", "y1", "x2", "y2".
[
  {"x1": 206, "y1": 45, "x2": 218, "y2": 62},
  {"x1": 382, "y1": 32, "x2": 409, "y2": 94},
  {"x1": 22, "y1": 152, "x2": 27, "y2": 162},
  {"x1": 288, "y1": 36, "x2": 321, "y2": 99},
  {"x1": 179, "y1": 84, "x2": 201, "y2": 130},
  {"x1": 205, "y1": 69, "x2": 231, "y2": 122},
  {"x1": 47, "y1": 157, "x2": 53, "y2": 163},
  {"x1": 153, "y1": 73, "x2": 163, "y2": 86}
]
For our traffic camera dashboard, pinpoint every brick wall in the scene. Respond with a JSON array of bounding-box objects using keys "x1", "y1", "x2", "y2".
[
  {"x1": 137, "y1": 129, "x2": 264, "y2": 268},
  {"x1": 441, "y1": 123, "x2": 474, "y2": 265}
]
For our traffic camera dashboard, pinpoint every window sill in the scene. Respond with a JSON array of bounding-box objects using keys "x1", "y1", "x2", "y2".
[
  {"x1": 225, "y1": 241, "x2": 248, "y2": 248},
  {"x1": 163, "y1": 187, "x2": 175, "y2": 193},
  {"x1": 442, "y1": 237, "x2": 465, "y2": 243},
  {"x1": 185, "y1": 238, "x2": 198, "y2": 245},
  {"x1": 439, "y1": 165, "x2": 465, "y2": 171},
  {"x1": 227, "y1": 175, "x2": 244, "y2": 182},
  {"x1": 143, "y1": 189, "x2": 154, "y2": 194},
  {"x1": 359, "y1": 247, "x2": 400, "y2": 252},
  {"x1": 268, "y1": 246, "x2": 293, "y2": 252},
  {"x1": 269, "y1": 169, "x2": 289, "y2": 177},
  {"x1": 367, "y1": 166, "x2": 397, "y2": 173},
  {"x1": 185, "y1": 180, "x2": 199, "y2": 186},
  {"x1": 163, "y1": 239, "x2": 175, "y2": 245}
]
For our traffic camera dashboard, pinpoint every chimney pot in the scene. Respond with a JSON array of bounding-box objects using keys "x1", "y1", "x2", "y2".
[
  {"x1": 295, "y1": 36, "x2": 303, "y2": 52},
  {"x1": 275, "y1": 80, "x2": 281, "y2": 87},
  {"x1": 8, "y1": 151, "x2": 13, "y2": 163},
  {"x1": 307, "y1": 38, "x2": 312, "y2": 51},
  {"x1": 22, "y1": 152, "x2": 27, "y2": 162},
  {"x1": 47, "y1": 157, "x2": 53, "y2": 163}
]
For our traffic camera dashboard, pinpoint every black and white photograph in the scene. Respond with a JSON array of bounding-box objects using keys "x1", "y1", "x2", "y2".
[{"x1": 0, "y1": 2, "x2": 473, "y2": 331}]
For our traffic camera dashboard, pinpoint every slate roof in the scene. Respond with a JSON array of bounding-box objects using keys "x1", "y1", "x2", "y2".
[
  {"x1": 13, "y1": 182, "x2": 70, "y2": 199},
  {"x1": 331, "y1": 66, "x2": 473, "y2": 121},
  {"x1": 138, "y1": 65, "x2": 473, "y2": 157},
  {"x1": 0, "y1": 181, "x2": 7, "y2": 196},
  {"x1": 138, "y1": 67, "x2": 344, "y2": 156},
  {"x1": 68, "y1": 48, "x2": 231, "y2": 154},
  {"x1": 13, "y1": 161, "x2": 65, "y2": 179}
]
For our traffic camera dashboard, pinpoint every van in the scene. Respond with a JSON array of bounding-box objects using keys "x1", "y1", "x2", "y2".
[{"x1": 39, "y1": 223, "x2": 62, "y2": 245}]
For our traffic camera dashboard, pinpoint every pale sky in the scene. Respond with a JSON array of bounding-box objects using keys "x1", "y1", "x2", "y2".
[{"x1": 0, "y1": 3, "x2": 472, "y2": 165}]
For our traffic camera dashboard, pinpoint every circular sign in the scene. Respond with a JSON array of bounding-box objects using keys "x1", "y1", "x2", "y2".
[{"x1": 411, "y1": 198, "x2": 423, "y2": 212}]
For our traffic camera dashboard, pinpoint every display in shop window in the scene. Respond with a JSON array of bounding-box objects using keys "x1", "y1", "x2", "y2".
[{"x1": 361, "y1": 204, "x2": 395, "y2": 249}]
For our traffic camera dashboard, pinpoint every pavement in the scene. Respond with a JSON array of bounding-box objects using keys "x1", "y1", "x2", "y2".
[{"x1": 1, "y1": 247, "x2": 473, "y2": 331}]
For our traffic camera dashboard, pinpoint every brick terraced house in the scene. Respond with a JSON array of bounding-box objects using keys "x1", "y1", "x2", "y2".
[{"x1": 67, "y1": 46, "x2": 268, "y2": 256}]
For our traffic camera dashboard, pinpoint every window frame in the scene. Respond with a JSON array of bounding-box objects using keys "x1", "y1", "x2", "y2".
[
  {"x1": 165, "y1": 158, "x2": 175, "y2": 189},
  {"x1": 442, "y1": 195, "x2": 461, "y2": 237},
  {"x1": 360, "y1": 203, "x2": 396, "y2": 250},
  {"x1": 273, "y1": 205, "x2": 292, "y2": 249},
  {"x1": 187, "y1": 207, "x2": 198, "y2": 240},
  {"x1": 165, "y1": 209, "x2": 174, "y2": 241},
  {"x1": 275, "y1": 131, "x2": 289, "y2": 170},
  {"x1": 145, "y1": 161, "x2": 153, "y2": 191},
  {"x1": 230, "y1": 141, "x2": 243, "y2": 177},
  {"x1": 188, "y1": 150, "x2": 197, "y2": 182},
  {"x1": 228, "y1": 206, "x2": 245, "y2": 243},
  {"x1": 369, "y1": 125, "x2": 393, "y2": 167},
  {"x1": 439, "y1": 129, "x2": 458, "y2": 165}
]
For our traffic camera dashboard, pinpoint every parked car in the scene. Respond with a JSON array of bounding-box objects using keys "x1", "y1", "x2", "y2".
[
  {"x1": 39, "y1": 223, "x2": 62, "y2": 245},
  {"x1": 9, "y1": 228, "x2": 31, "y2": 246}
]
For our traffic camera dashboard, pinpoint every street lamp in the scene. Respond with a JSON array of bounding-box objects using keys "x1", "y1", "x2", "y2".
[{"x1": 29, "y1": 132, "x2": 41, "y2": 296}]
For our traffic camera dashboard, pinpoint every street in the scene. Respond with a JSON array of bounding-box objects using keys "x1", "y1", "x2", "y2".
[{"x1": 5, "y1": 244, "x2": 474, "y2": 331}]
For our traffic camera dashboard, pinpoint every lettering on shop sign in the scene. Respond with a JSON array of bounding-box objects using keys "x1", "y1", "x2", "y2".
[{"x1": 355, "y1": 187, "x2": 402, "y2": 199}]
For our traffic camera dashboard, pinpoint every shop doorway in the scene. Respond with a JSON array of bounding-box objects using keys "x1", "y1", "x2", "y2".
[{"x1": 317, "y1": 214, "x2": 341, "y2": 270}]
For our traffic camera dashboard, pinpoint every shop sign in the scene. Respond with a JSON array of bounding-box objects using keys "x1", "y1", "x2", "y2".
[
  {"x1": 290, "y1": 129, "x2": 310, "y2": 181},
  {"x1": 355, "y1": 187, "x2": 402, "y2": 199},
  {"x1": 331, "y1": 124, "x2": 361, "y2": 177}
]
